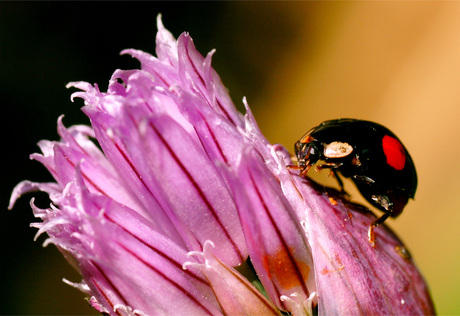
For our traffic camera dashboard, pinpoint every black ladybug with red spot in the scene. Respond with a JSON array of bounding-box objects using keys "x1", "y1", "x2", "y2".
[{"x1": 294, "y1": 119, "x2": 417, "y2": 244}]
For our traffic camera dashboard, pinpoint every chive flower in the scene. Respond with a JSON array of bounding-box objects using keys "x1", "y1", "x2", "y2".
[{"x1": 9, "y1": 15, "x2": 435, "y2": 316}]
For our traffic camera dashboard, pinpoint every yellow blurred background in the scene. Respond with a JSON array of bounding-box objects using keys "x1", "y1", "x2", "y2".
[{"x1": 3, "y1": 2, "x2": 459, "y2": 315}]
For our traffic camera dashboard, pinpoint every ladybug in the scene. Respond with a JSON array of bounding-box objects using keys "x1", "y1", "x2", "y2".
[{"x1": 294, "y1": 119, "x2": 417, "y2": 245}]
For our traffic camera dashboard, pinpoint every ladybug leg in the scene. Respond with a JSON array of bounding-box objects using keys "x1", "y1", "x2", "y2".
[
  {"x1": 287, "y1": 162, "x2": 313, "y2": 178},
  {"x1": 300, "y1": 164, "x2": 312, "y2": 177},
  {"x1": 317, "y1": 162, "x2": 343, "y2": 170},
  {"x1": 331, "y1": 169, "x2": 345, "y2": 192},
  {"x1": 317, "y1": 163, "x2": 350, "y2": 196},
  {"x1": 316, "y1": 162, "x2": 343, "y2": 186},
  {"x1": 332, "y1": 170, "x2": 351, "y2": 198},
  {"x1": 368, "y1": 212, "x2": 390, "y2": 247}
]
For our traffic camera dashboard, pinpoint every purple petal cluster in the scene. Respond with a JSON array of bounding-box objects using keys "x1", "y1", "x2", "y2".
[{"x1": 10, "y1": 15, "x2": 435, "y2": 316}]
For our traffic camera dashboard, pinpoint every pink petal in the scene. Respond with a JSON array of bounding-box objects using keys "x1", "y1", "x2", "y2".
[
  {"x1": 49, "y1": 166, "x2": 221, "y2": 316},
  {"x1": 113, "y1": 103, "x2": 247, "y2": 266},
  {"x1": 229, "y1": 147, "x2": 316, "y2": 313},
  {"x1": 184, "y1": 241, "x2": 279, "y2": 316},
  {"x1": 294, "y1": 176, "x2": 435, "y2": 315}
]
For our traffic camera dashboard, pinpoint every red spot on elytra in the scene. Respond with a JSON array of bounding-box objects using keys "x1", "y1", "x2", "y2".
[{"x1": 382, "y1": 135, "x2": 406, "y2": 171}]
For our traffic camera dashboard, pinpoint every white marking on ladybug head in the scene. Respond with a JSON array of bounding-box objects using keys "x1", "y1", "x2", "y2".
[{"x1": 323, "y1": 141, "x2": 353, "y2": 158}]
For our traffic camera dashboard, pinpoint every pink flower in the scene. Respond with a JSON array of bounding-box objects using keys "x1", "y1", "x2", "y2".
[{"x1": 9, "y1": 15, "x2": 435, "y2": 316}]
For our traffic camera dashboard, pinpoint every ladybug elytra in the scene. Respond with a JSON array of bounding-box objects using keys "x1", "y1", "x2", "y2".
[{"x1": 294, "y1": 119, "x2": 417, "y2": 245}]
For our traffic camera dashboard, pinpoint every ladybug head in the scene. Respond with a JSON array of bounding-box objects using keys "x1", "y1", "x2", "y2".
[{"x1": 295, "y1": 139, "x2": 321, "y2": 171}]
